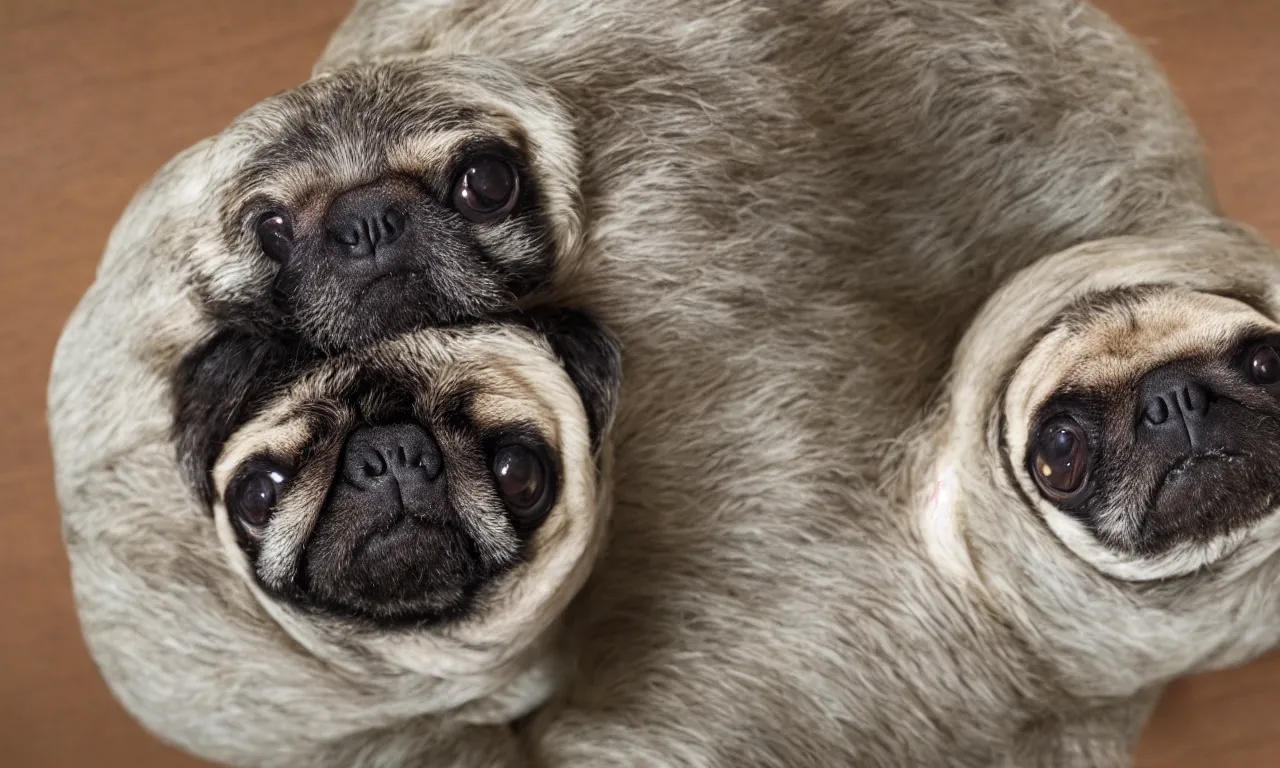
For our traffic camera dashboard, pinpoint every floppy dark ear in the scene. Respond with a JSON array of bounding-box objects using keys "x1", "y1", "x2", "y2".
[
  {"x1": 171, "y1": 331, "x2": 314, "y2": 507},
  {"x1": 524, "y1": 309, "x2": 622, "y2": 456}
]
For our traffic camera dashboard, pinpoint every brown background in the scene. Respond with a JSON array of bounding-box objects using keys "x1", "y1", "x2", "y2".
[{"x1": 1, "y1": 1, "x2": 1278, "y2": 765}]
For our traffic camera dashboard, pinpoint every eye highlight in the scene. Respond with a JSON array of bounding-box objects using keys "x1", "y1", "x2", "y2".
[
  {"x1": 1029, "y1": 416, "x2": 1090, "y2": 501},
  {"x1": 226, "y1": 464, "x2": 289, "y2": 530},
  {"x1": 452, "y1": 156, "x2": 520, "y2": 223},
  {"x1": 255, "y1": 211, "x2": 294, "y2": 263},
  {"x1": 491, "y1": 443, "x2": 554, "y2": 526},
  {"x1": 1249, "y1": 344, "x2": 1280, "y2": 386}
]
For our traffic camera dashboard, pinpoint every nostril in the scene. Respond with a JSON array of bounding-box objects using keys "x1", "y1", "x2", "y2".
[
  {"x1": 342, "y1": 443, "x2": 389, "y2": 488},
  {"x1": 381, "y1": 207, "x2": 406, "y2": 245},
  {"x1": 1145, "y1": 397, "x2": 1170, "y2": 425},
  {"x1": 363, "y1": 454, "x2": 387, "y2": 478},
  {"x1": 329, "y1": 226, "x2": 361, "y2": 248},
  {"x1": 1180, "y1": 383, "x2": 1213, "y2": 415},
  {"x1": 393, "y1": 442, "x2": 441, "y2": 477}
]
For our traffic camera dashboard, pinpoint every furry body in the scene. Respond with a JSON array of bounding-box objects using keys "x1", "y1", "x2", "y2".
[{"x1": 49, "y1": 0, "x2": 1280, "y2": 766}]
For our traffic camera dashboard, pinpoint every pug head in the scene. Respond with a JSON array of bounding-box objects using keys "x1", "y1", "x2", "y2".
[
  {"x1": 201, "y1": 317, "x2": 618, "y2": 678},
  {"x1": 932, "y1": 227, "x2": 1280, "y2": 584},
  {"x1": 189, "y1": 56, "x2": 583, "y2": 350},
  {"x1": 1003, "y1": 286, "x2": 1280, "y2": 578},
  {"x1": 907, "y1": 227, "x2": 1280, "y2": 701}
]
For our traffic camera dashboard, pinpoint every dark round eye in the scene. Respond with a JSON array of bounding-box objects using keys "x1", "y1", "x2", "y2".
[
  {"x1": 255, "y1": 212, "x2": 294, "y2": 262},
  {"x1": 492, "y1": 445, "x2": 552, "y2": 522},
  {"x1": 1030, "y1": 417, "x2": 1090, "y2": 500},
  {"x1": 452, "y1": 156, "x2": 519, "y2": 223},
  {"x1": 1251, "y1": 345, "x2": 1280, "y2": 386},
  {"x1": 225, "y1": 467, "x2": 288, "y2": 529}
]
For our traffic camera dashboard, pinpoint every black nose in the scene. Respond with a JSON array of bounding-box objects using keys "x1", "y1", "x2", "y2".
[
  {"x1": 325, "y1": 179, "x2": 413, "y2": 267},
  {"x1": 339, "y1": 423, "x2": 445, "y2": 519},
  {"x1": 1136, "y1": 364, "x2": 1217, "y2": 450}
]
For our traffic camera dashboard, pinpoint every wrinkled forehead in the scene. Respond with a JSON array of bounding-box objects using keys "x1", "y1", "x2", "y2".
[
  {"x1": 214, "y1": 64, "x2": 528, "y2": 207},
  {"x1": 1008, "y1": 288, "x2": 1276, "y2": 423},
  {"x1": 213, "y1": 327, "x2": 570, "y2": 489}
]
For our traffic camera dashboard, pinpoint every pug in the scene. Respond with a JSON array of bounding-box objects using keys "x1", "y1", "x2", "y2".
[
  {"x1": 210, "y1": 321, "x2": 618, "y2": 763},
  {"x1": 906, "y1": 226, "x2": 1280, "y2": 766}
]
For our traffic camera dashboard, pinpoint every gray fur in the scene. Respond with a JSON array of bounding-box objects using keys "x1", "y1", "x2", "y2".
[{"x1": 49, "y1": 0, "x2": 1280, "y2": 766}]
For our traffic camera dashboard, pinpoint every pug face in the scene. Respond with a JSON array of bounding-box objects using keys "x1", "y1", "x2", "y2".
[
  {"x1": 204, "y1": 320, "x2": 617, "y2": 669},
  {"x1": 191, "y1": 57, "x2": 582, "y2": 350},
  {"x1": 1003, "y1": 287, "x2": 1280, "y2": 574},
  {"x1": 935, "y1": 231, "x2": 1280, "y2": 584}
]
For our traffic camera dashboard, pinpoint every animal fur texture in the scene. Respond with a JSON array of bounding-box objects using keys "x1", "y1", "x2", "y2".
[{"x1": 47, "y1": 0, "x2": 1280, "y2": 766}]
